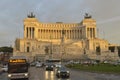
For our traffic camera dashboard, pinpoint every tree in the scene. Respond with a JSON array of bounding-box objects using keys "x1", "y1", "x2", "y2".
[{"x1": 0, "y1": 46, "x2": 13, "y2": 53}]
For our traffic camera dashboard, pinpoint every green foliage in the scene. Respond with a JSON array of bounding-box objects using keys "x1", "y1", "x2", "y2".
[
  {"x1": 117, "y1": 46, "x2": 120, "y2": 49},
  {"x1": 0, "y1": 46, "x2": 13, "y2": 53},
  {"x1": 109, "y1": 46, "x2": 115, "y2": 52},
  {"x1": 66, "y1": 64, "x2": 120, "y2": 74}
]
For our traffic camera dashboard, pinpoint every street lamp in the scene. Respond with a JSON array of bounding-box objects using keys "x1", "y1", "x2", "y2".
[
  {"x1": 50, "y1": 41, "x2": 52, "y2": 59},
  {"x1": 49, "y1": 33, "x2": 53, "y2": 59},
  {"x1": 60, "y1": 28, "x2": 65, "y2": 62}
]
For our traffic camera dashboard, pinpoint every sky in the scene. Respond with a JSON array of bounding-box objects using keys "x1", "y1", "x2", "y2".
[{"x1": 0, "y1": 0, "x2": 120, "y2": 47}]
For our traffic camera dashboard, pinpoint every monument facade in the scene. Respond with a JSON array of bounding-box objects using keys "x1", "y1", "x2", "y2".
[{"x1": 14, "y1": 13, "x2": 119, "y2": 61}]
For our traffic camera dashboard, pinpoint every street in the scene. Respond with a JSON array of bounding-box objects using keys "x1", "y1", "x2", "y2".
[{"x1": 0, "y1": 66, "x2": 120, "y2": 80}]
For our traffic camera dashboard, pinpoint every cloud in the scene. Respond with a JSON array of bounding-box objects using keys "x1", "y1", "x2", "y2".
[
  {"x1": 1, "y1": 0, "x2": 120, "y2": 46},
  {"x1": 97, "y1": 16, "x2": 120, "y2": 24}
]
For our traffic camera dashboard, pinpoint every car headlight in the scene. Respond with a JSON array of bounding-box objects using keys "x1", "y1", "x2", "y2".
[
  {"x1": 58, "y1": 71, "x2": 60, "y2": 73},
  {"x1": 67, "y1": 71, "x2": 69, "y2": 73},
  {"x1": 25, "y1": 73, "x2": 28, "y2": 76},
  {"x1": 8, "y1": 74, "x2": 11, "y2": 77}
]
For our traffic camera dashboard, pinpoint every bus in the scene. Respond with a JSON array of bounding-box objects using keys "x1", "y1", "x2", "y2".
[
  {"x1": 46, "y1": 59, "x2": 61, "y2": 63},
  {"x1": 7, "y1": 56, "x2": 29, "y2": 80},
  {"x1": 46, "y1": 59, "x2": 61, "y2": 68}
]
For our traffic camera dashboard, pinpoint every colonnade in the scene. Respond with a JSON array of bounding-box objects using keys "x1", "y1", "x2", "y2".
[
  {"x1": 24, "y1": 27, "x2": 35, "y2": 39},
  {"x1": 87, "y1": 28, "x2": 95, "y2": 39},
  {"x1": 24, "y1": 27, "x2": 96, "y2": 40},
  {"x1": 38, "y1": 29, "x2": 83, "y2": 39}
]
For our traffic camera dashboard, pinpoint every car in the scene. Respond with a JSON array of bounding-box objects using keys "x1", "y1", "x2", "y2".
[
  {"x1": 35, "y1": 63, "x2": 42, "y2": 68},
  {"x1": 1, "y1": 65, "x2": 8, "y2": 72},
  {"x1": 55, "y1": 63, "x2": 61, "y2": 68},
  {"x1": 30, "y1": 62, "x2": 36, "y2": 66},
  {"x1": 56, "y1": 67, "x2": 70, "y2": 78},
  {"x1": 45, "y1": 63, "x2": 54, "y2": 71}
]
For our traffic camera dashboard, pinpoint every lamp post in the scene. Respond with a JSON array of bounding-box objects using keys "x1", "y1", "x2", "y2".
[
  {"x1": 49, "y1": 33, "x2": 52, "y2": 59},
  {"x1": 60, "y1": 28, "x2": 65, "y2": 62},
  {"x1": 50, "y1": 41, "x2": 52, "y2": 59}
]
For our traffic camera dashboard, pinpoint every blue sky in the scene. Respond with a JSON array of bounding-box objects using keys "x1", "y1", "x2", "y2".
[{"x1": 0, "y1": 0, "x2": 120, "y2": 46}]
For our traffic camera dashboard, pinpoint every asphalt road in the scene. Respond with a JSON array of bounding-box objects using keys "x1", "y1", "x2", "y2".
[{"x1": 0, "y1": 66, "x2": 120, "y2": 80}]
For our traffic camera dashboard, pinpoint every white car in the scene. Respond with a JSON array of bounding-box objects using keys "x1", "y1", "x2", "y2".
[
  {"x1": 36, "y1": 63, "x2": 42, "y2": 68},
  {"x1": 55, "y1": 64, "x2": 61, "y2": 68},
  {"x1": 1, "y1": 65, "x2": 8, "y2": 72}
]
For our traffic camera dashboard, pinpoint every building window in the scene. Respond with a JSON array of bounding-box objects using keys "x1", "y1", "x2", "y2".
[{"x1": 27, "y1": 46, "x2": 29, "y2": 52}]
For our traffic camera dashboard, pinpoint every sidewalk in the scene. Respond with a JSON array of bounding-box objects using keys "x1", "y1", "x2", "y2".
[
  {"x1": 0, "y1": 64, "x2": 3, "y2": 74},
  {"x1": 0, "y1": 67, "x2": 2, "y2": 74}
]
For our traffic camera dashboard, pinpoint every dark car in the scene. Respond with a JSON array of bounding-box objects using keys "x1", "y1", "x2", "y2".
[
  {"x1": 56, "y1": 67, "x2": 70, "y2": 78},
  {"x1": 45, "y1": 63, "x2": 54, "y2": 71}
]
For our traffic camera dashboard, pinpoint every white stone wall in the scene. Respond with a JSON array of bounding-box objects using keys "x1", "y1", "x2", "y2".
[{"x1": 14, "y1": 15, "x2": 120, "y2": 61}]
